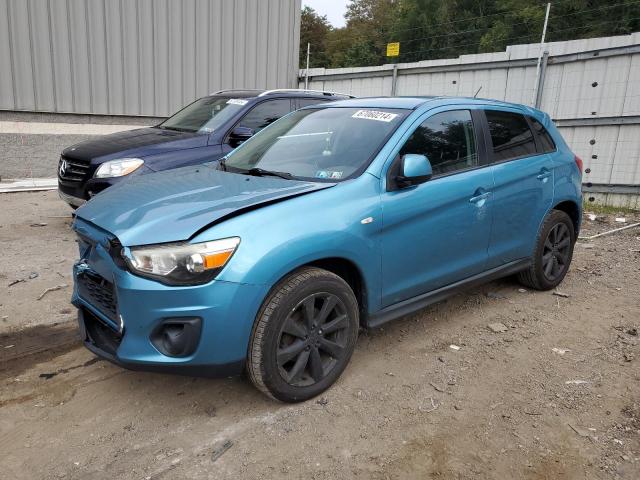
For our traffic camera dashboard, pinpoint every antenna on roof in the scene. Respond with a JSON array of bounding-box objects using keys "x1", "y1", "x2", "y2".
[{"x1": 473, "y1": 86, "x2": 483, "y2": 98}]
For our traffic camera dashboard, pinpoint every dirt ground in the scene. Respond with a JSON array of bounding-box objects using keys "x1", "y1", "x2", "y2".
[{"x1": 0, "y1": 191, "x2": 639, "y2": 480}]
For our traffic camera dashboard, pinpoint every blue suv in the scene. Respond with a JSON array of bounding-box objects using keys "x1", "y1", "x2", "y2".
[
  {"x1": 58, "y1": 89, "x2": 351, "y2": 208},
  {"x1": 71, "y1": 96, "x2": 582, "y2": 402}
]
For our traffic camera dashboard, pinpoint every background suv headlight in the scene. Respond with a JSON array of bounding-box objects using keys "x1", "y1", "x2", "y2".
[
  {"x1": 123, "y1": 237, "x2": 240, "y2": 285},
  {"x1": 94, "y1": 158, "x2": 144, "y2": 178}
]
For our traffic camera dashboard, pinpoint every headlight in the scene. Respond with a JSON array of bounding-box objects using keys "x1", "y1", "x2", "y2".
[
  {"x1": 124, "y1": 237, "x2": 240, "y2": 285},
  {"x1": 94, "y1": 158, "x2": 144, "y2": 178}
]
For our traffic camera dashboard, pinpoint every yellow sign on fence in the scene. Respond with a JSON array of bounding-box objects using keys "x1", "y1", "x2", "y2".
[{"x1": 386, "y1": 42, "x2": 400, "y2": 57}]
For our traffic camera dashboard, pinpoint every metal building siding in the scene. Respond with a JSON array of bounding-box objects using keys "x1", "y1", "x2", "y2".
[{"x1": 0, "y1": 0, "x2": 300, "y2": 116}]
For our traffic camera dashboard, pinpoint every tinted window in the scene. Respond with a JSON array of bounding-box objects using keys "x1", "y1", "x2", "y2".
[
  {"x1": 400, "y1": 110, "x2": 478, "y2": 176},
  {"x1": 485, "y1": 110, "x2": 536, "y2": 161},
  {"x1": 159, "y1": 96, "x2": 246, "y2": 133},
  {"x1": 529, "y1": 117, "x2": 556, "y2": 153},
  {"x1": 297, "y1": 98, "x2": 331, "y2": 108},
  {"x1": 238, "y1": 99, "x2": 292, "y2": 133}
]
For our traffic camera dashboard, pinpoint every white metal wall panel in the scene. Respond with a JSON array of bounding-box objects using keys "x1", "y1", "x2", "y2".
[
  {"x1": 0, "y1": 0, "x2": 14, "y2": 109},
  {"x1": 623, "y1": 53, "x2": 640, "y2": 116},
  {"x1": 0, "y1": 0, "x2": 301, "y2": 116},
  {"x1": 7, "y1": 0, "x2": 36, "y2": 110},
  {"x1": 49, "y1": 0, "x2": 73, "y2": 112},
  {"x1": 610, "y1": 125, "x2": 640, "y2": 185}
]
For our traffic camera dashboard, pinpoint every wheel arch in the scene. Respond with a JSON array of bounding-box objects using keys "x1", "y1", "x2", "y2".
[
  {"x1": 304, "y1": 257, "x2": 368, "y2": 325},
  {"x1": 552, "y1": 199, "x2": 581, "y2": 236},
  {"x1": 259, "y1": 256, "x2": 370, "y2": 327}
]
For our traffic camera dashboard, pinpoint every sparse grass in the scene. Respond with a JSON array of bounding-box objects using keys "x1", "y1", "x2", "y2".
[{"x1": 583, "y1": 201, "x2": 639, "y2": 215}]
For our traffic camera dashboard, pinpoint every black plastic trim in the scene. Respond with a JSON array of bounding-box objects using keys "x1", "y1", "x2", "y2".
[
  {"x1": 366, "y1": 259, "x2": 530, "y2": 328},
  {"x1": 150, "y1": 317, "x2": 202, "y2": 358}
]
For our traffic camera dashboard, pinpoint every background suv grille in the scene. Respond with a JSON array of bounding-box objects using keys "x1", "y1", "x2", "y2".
[
  {"x1": 77, "y1": 270, "x2": 117, "y2": 323},
  {"x1": 58, "y1": 155, "x2": 90, "y2": 183}
]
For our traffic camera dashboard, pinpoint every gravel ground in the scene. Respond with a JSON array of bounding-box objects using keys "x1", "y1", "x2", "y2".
[{"x1": 0, "y1": 191, "x2": 638, "y2": 479}]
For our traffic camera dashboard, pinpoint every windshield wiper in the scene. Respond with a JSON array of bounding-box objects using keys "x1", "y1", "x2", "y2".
[{"x1": 247, "y1": 167, "x2": 294, "y2": 180}]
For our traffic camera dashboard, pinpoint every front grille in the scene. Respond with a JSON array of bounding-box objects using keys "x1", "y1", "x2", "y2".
[
  {"x1": 77, "y1": 270, "x2": 117, "y2": 323},
  {"x1": 58, "y1": 155, "x2": 91, "y2": 182},
  {"x1": 83, "y1": 308, "x2": 122, "y2": 356}
]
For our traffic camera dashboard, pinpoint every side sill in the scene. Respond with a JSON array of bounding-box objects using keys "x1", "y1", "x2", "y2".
[{"x1": 366, "y1": 259, "x2": 530, "y2": 329}]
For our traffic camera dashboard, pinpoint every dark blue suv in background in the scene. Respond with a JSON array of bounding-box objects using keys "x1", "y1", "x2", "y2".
[{"x1": 58, "y1": 89, "x2": 351, "y2": 208}]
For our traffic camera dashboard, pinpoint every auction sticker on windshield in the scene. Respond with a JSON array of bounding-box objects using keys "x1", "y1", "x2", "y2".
[
  {"x1": 227, "y1": 98, "x2": 249, "y2": 106},
  {"x1": 352, "y1": 110, "x2": 399, "y2": 122}
]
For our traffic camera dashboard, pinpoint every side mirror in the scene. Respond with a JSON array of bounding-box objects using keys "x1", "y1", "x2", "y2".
[
  {"x1": 396, "y1": 154, "x2": 432, "y2": 188},
  {"x1": 228, "y1": 126, "x2": 254, "y2": 147}
]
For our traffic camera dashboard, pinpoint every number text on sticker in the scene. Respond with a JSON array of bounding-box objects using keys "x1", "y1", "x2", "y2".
[{"x1": 352, "y1": 110, "x2": 399, "y2": 122}]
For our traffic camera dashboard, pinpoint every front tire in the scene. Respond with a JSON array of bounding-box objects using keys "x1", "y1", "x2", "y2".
[
  {"x1": 247, "y1": 267, "x2": 359, "y2": 402},
  {"x1": 518, "y1": 209, "x2": 575, "y2": 290}
]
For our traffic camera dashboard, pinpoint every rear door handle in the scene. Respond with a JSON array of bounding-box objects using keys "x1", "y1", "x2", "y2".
[
  {"x1": 469, "y1": 192, "x2": 491, "y2": 203},
  {"x1": 537, "y1": 169, "x2": 552, "y2": 180}
]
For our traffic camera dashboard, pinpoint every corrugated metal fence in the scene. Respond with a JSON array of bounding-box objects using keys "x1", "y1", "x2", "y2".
[
  {"x1": 300, "y1": 33, "x2": 640, "y2": 208},
  {"x1": 0, "y1": 0, "x2": 300, "y2": 117}
]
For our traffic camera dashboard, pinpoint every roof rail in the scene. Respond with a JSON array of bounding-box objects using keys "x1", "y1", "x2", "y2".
[
  {"x1": 209, "y1": 89, "x2": 263, "y2": 95},
  {"x1": 258, "y1": 88, "x2": 355, "y2": 98}
]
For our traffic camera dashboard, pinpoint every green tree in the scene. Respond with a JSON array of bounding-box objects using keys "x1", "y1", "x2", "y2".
[
  {"x1": 299, "y1": 6, "x2": 331, "y2": 68},
  {"x1": 300, "y1": 0, "x2": 640, "y2": 68},
  {"x1": 326, "y1": 0, "x2": 399, "y2": 67}
]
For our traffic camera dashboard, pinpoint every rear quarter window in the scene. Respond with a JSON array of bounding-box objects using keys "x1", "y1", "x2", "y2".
[
  {"x1": 485, "y1": 110, "x2": 537, "y2": 162},
  {"x1": 528, "y1": 117, "x2": 556, "y2": 153}
]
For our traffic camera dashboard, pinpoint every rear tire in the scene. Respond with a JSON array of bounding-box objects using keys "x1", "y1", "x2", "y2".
[
  {"x1": 247, "y1": 267, "x2": 359, "y2": 402},
  {"x1": 518, "y1": 209, "x2": 575, "y2": 291}
]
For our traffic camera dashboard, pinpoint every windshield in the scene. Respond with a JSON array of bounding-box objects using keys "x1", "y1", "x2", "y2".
[
  {"x1": 222, "y1": 107, "x2": 408, "y2": 181},
  {"x1": 159, "y1": 96, "x2": 249, "y2": 133}
]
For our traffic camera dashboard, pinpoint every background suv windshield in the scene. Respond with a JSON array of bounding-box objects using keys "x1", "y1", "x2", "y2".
[
  {"x1": 159, "y1": 96, "x2": 247, "y2": 133},
  {"x1": 224, "y1": 107, "x2": 408, "y2": 181}
]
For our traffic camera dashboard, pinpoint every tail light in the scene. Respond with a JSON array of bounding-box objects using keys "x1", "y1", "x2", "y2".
[{"x1": 574, "y1": 155, "x2": 584, "y2": 177}]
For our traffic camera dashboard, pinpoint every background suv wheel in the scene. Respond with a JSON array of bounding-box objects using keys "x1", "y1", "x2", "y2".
[
  {"x1": 518, "y1": 209, "x2": 575, "y2": 290},
  {"x1": 247, "y1": 267, "x2": 359, "y2": 402}
]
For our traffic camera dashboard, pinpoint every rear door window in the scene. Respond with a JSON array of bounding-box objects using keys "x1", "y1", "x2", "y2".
[
  {"x1": 485, "y1": 110, "x2": 537, "y2": 162},
  {"x1": 399, "y1": 110, "x2": 478, "y2": 176},
  {"x1": 528, "y1": 117, "x2": 556, "y2": 153},
  {"x1": 238, "y1": 99, "x2": 293, "y2": 133}
]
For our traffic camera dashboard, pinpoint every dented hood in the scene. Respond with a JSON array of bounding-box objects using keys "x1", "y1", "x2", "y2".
[{"x1": 75, "y1": 164, "x2": 333, "y2": 246}]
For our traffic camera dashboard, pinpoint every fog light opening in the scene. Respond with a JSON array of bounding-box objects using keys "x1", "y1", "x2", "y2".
[{"x1": 150, "y1": 318, "x2": 202, "y2": 358}]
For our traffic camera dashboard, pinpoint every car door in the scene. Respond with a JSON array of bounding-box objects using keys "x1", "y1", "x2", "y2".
[
  {"x1": 221, "y1": 98, "x2": 294, "y2": 155},
  {"x1": 379, "y1": 107, "x2": 494, "y2": 307},
  {"x1": 481, "y1": 109, "x2": 555, "y2": 267}
]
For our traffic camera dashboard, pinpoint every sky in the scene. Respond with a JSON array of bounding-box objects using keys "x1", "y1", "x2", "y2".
[{"x1": 303, "y1": 0, "x2": 348, "y2": 28}]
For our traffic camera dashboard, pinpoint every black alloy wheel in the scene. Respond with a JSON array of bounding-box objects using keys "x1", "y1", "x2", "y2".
[
  {"x1": 541, "y1": 222, "x2": 572, "y2": 281},
  {"x1": 276, "y1": 292, "x2": 349, "y2": 387},
  {"x1": 247, "y1": 267, "x2": 359, "y2": 402},
  {"x1": 518, "y1": 209, "x2": 575, "y2": 290}
]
